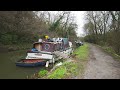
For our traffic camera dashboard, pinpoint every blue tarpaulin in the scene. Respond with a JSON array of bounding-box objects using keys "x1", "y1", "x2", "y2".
[{"x1": 31, "y1": 48, "x2": 38, "y2": 52}]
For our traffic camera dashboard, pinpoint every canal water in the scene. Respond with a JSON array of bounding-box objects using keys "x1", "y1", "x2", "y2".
[{"x1": 0, "y1": 49, "x2": 44, "y2": 79}]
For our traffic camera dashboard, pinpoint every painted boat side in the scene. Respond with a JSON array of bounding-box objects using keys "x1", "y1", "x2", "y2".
[{"x1": 26, "y1": 52, "x2": 53, "y2": 59}]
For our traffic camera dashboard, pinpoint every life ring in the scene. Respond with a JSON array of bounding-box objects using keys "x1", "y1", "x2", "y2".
[{"x1": 44, "y1": 44, "x2": 50, "y2": 50}]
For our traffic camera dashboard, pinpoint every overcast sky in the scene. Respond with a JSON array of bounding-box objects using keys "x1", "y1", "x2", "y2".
[
  {"x1": 48, "y1": 11, "x2": 86, "y2": 37},
  {"x1": 71, "y1": 11, "x2": 86, "y2": 37}
]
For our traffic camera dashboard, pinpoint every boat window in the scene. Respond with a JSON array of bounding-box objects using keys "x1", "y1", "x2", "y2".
[{"x1": 45, "y1": 44, "x2": 50, "y2": 50}]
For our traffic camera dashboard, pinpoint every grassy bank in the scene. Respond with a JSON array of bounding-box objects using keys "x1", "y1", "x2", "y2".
[
  {"x1": 47, "y1": 61, "x2": 78, "y2": 79},
  {"x1": 72, "y1": 43, "x2": 89, "y2": 78},
  {"x1": 73, "y1": 43, "x2": 89, "y2": 60},
  {"x1": 36, "y1": 61, "x2": 78, "y2": 79},
  {"x1": 98, "y1": 45, "x2": 120, "y2": 61},
  {"x1": 36, "y1": 43, "x2": 89, "y2": 79}
]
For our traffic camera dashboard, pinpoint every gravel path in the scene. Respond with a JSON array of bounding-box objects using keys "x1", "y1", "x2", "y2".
[{"x1": 83, "y1": 44, "x2": 120, "y2": 79}]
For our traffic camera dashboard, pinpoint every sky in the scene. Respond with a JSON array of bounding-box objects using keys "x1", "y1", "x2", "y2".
[{"x1": 71, "y1": 11, "x2": 86, "y2": 37}]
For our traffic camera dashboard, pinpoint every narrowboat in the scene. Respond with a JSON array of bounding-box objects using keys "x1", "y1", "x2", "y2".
[{"x1": 16, "y1": 38, "x2": 73, "y2": 67}]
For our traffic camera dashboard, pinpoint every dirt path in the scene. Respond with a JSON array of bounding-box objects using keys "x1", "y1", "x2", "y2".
[{"x1": 83, "y1": 44, "x2": 120, "y2": 79}]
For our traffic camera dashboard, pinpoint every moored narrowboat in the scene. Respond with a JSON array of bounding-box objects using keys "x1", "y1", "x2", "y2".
[{"x1": 16, "y1": 37, "x2": 73, "y2": 67}]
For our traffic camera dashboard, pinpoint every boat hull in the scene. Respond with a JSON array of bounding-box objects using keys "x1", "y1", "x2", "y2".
[{"x1": 15, "y1": 59, "x2": 46, "y2": 67}]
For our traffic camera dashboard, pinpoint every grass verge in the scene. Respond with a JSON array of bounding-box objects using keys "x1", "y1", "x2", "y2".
[
  {"x1": 72, "y1": 43, "x2": 89, "y2": 78},
  {"x1": 73, "y1": 43, "x2": 89, "y2": 60},
  {"x1": 46, "y1": 61, "x2": 78, "y2": 79},
  {"x1": 98, "y1": 45, "x2": 120, "y2": 61},
  {"x1": 38, "y1": 69, "x2": 48, "y2": 78}
]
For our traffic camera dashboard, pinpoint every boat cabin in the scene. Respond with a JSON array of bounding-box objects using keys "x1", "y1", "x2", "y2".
[{"x1": 33, "y1": 38, "x2": 70, "y2": 52}]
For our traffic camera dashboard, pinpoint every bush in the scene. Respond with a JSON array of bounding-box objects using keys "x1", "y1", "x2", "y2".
[
  {"x1": 0, "y1": 34, "x2": 13, "y2": 45},
  {"x1": 12, "y1": 35, "x2": 18, "y2": 44}
]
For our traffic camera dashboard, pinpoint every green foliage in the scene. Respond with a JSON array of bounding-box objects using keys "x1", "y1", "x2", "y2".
[
  {"x1": 99, "y1": 45, "x2": 120, "y2": 60},
  {"x1": 0, "y1": 11, "x2": 78, "y2": 47},
  {"x1": 12, "y1": 35, "x2": 18, "y2": 44},
  {"x1": 38, "y1": 69, "x2": 48, "y2": 77},
  {"x1": 47, "y1": 67, "x2": 66, "y2": 79},
  {"x1": 49, "y1": 16, "x2": 63, "y2": 32},
  {"x1": 3, "y1": 43, "x2": 32, "y2": 51},
  {"x1": 39, "y1": 34, "x2": 46, "y2": 39},
  {"x1": 0, "y1": 34, "x2": 13, "y2": 45},
  {"x1": 71, "y1": 43, "x2": 89, "y2": 78},
  {"x1": 46, "y1": 61, "x2": 78, "y2": 79},
  {"x1": 84, "y1": 11, "x2": 120, "y2": 55},
  {"x1": 103, "y1": 46, "x2": 115, "y2": 54},
  {"x1": 0, "y1": 11, "x2": 44, "y2": 45},
  {"x1": 63, "y1": 62, "x2": 78, "y2": 76}
]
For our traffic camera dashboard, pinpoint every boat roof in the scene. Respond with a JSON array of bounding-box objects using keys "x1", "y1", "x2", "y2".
[
  {"x1": 33, "y1": 42, "x2": 42, "y2": 44},
  {"x1": 33, "y1": 41, "x2": 61, "y2": 45}
]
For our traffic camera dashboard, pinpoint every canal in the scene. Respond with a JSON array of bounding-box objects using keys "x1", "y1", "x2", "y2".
[{"x1": 0, "y1": 49, "x2": 44, "y2": 79}]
